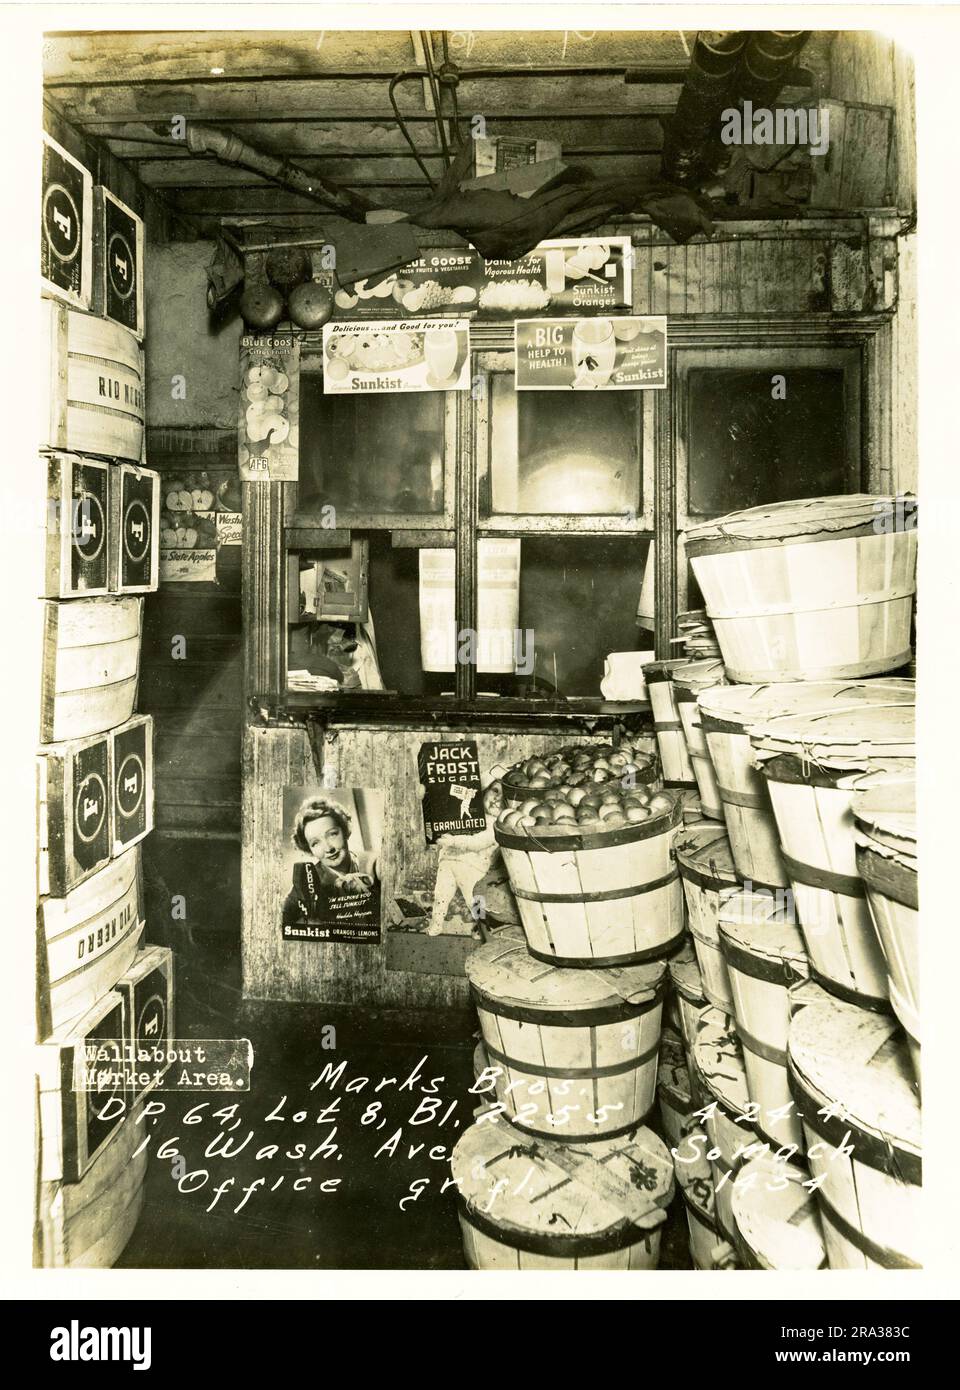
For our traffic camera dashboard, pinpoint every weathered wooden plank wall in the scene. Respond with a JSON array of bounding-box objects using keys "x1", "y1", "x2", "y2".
[
  {"x1": 622, "y1": 221, "x2": 897, "y2": 317},
  {"x1": 141, "y1": 427, "x2": 243, "y2": 839},
  {"x1": 828, "y1": 30, "x2": 916, "y2": 217},
  {"x1": 242, "y1": 723, "x2": 654, "y2": 1006}
]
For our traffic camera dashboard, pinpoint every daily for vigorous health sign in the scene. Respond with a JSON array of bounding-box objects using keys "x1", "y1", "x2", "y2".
[
  {"x1": 418, "y1": 740, "x2": 484, "y2": 845},
  {"x1": 515, "y1": 316, "x2": 667, "y2": 391}
]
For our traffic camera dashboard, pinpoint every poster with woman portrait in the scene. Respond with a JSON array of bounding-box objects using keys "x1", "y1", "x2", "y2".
[{"x1": 280, "y1": 787, "x2": 384, "y2": 944}]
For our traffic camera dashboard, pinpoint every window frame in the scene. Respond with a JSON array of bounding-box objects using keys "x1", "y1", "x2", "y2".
[
  {"x1": 288, "y1": 348, "x2": 458, "y2": 534},
  {"x1": 246, "y1": 313, "x2": 889, "y2": 707}
]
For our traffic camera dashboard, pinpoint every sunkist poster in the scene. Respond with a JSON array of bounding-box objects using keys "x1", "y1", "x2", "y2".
[
  {"x1": 515, "y1": 315, "x2": 667, "y2": 391},
  {"x1": 280, "y1": 787, "x2": 384, "y2": 945},
  {"x1": 417, "y1": 740, "x2": 485, "y2": 845},
  {"x1": 321, "y1": 319, "x2": 470, "y2": 394}
]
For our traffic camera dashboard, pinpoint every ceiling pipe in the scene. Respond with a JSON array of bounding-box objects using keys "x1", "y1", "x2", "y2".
[
  {"x1": 660, "y1": 31, "x2": 749, "y2": 185},
  {"x1": 169, "y1": 122, "x2": 377, "y2": 220}
]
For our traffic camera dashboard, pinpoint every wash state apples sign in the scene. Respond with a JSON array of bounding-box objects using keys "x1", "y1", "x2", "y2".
[{"x1": 239, "y1": 335, "x2": 300, "y2": 482}]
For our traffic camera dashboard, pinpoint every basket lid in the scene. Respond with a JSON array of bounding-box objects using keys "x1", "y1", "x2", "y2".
[
  {"x1": 466, "y1": 927, "x2": 667, "y2": 1012},
  {"x1": 750, "y1": 702, "x2": 916, "y2": 769},
  {"x1": 693, "y1": 1006, "x2": 751, "y2": 1116},
  {"x1": 674, "y1": 1128, "x2": 716, "y2": 1214},
  {"x1": 675, "y1": 825, "x2": 738, "y2": 884},
  {"x1": 667, "y1": 940, "x2": 706, "y2": 1003},
  {"x1": 851, "y1": 774, "x2": 916, "y2": 857},
  {"x1": 640, "y1": 658, "x2": 691, "y2": 684},
  {"x1": 671, "y1": 658, "x2": 727, "y2": 695},
  {"x1": 697, "y1": 679, "x2": 915, "y2": 733},
  {"x1": 731, "y1": 1155, "x2": 826, "y2": 1270},
  {"x1": 451, "y1": 1121, "x2": 674, "y2": 1242},
  {"x1": 685, "y1": 494, "x2": 911, "y2": 555},
  {"x1": 717, "y1": 888, "x2": 809, "y2": 978},
  {"x1": 788, "y1": 998, "x2": 921, "y2": 1162}
]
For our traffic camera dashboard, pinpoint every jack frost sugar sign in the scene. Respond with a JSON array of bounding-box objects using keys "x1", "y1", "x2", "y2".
[
  {"x1": 515, "y1": 316, "x2": 666, "y2": 390},
  {"x1": 418, "y1": 740, "x2": 485, "y2": 845}
]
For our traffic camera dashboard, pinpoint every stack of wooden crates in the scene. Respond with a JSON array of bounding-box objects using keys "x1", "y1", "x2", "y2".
[{"x1": 35, "y1": 132, "x2": 173, "y2": 1267}]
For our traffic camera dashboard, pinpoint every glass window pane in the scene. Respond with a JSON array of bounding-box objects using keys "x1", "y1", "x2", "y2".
[
  {"x1": 288, "y1": 534, "x2": 445, "y2": 696},
  {"x1": 687, "y1": 368, "x2": 850, "y2": 516},
  {"x1": 298, "y1": 376, "x2": 444, "y2": 516},
  {"x1": 490, "y1": 376, "x2": 640, "y2": 515},
  {"x1": 479, "y1": 537, "x2": 652, "y2": 698}
]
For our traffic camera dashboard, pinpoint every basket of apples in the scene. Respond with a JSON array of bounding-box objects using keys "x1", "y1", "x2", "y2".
[
  {"x1": 500, "y1": 738, "x2": 659, "y2": 806},
  {"x1": 494, "y1": 777, "x2": 685, "y2": 968}
]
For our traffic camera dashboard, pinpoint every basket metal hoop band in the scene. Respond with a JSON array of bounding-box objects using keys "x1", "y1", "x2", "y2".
[
  {"x1": 780, "y1": 851, "x2": 865, "y2": 898},
  {"x1": 706, "y1": 584, "x2": 915, "y2": 621},
  {"x1": 817, "y1": 1191, "x2": 922, "y2": 1270},
  {"x1": 686, "y1": 521, "x2": 910, "y2": 558},
  {"x1": 806, "y1": 964, "x2": 892, "y2": 1014},
  {"x1": 458, "y1": 1202, "x2": 654, "y2": 1259},
  {"x1": 715, "y1": 784, "x2": 768, "y2": 810},
  {"x1": 787, "y1": 1061, "x2": 921, "y2": 1183},
  {"x1": 737, "y1": 1024, "x2": 788, "y2": 1068},
  {"x1": 511, "y1": 866, "x2": 679, "y2": 903},
  {"x1": 482, "y1": 1035, "x2": 660, "y2": 1081},
  {"x1": 529, "y1": 928, "x2": 687, "y2": 970},
  {"x1": 471, "y1": 985, "x2": 665, "y2": 1029},
  {"x1": 856, "y1": 847, "x2": 919, "y2": 911},
  {"x1": 654, "y1": 720, "x2": 684, "y2": 732},
  {"x1": 719, "y1": 935, "x2": 808, "y2": 988}
]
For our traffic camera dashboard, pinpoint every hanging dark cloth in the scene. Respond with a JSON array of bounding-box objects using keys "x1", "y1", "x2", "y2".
[{"x1": 408, "y1": 139, "x2": 713, "y2": 259}]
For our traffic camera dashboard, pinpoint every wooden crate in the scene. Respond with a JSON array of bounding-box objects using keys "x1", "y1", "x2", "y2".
[
  {"x1": 110, "y1": 714, "x2": 154, "y2": 853},
  {"x1": 41, "y1": 133, "x2": 93, "y2": 310},
  {"x1": 38, "y1": 730, "x2": 112, "y2": 897},
  {"x1": 37, "y1": 988, "x2": 129, "y2": 1184},
  {"x1": 40, "y1": 596, "x2": 142, "y2": 743},
  {"x1": 43, "y1": 453, "x2": 111, "y2": 598},
  {"x1": 37, "y1": 1111, "x2": 147, "y2": 1268},
  {"x1": 92, "y1": 186, "x2": 145, "y2": 341},
  {"x1": 110, "y1": 464, "x2": 160, "y2": 593},
  {"x1": 42, "y1": 301, "x2": 144, "y2": 463},
  {"x1": 38, "y1": 847, "x2": 143, "y2": 1039},
  {"x1": 116, "y1": 945, "x2": 175, "y2": 1102}
]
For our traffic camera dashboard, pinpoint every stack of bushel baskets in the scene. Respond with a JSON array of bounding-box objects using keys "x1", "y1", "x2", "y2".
[
  {"x1": 36, "y1": 133, "x2": 173, "y2": 1268},
  {"x1": 671, "y1": 493, "x2": 918, "y2": 1272},
  {"x1": 452, "y1": 739, "x2": 681, "y2": 1269}
]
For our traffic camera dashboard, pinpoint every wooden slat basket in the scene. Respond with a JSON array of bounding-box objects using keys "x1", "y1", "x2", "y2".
[
  {"x1": 718, "y1": 888, "x2": 809, "y2": 1151},
  {"x1": 641, "y1": 660, "x2": 697, "y2": 788},
  {"x1": 450, "y1": 1120, "x2": 674, "y2": 1271},
  {"x1": 788, "y1": 997, "x2": 921, "y2": 1269},
  {"x1": 731, "y1": 1154, "x2": 826, "y2": 1270},
  {"x1": 698, "y1": 679, "x2": 914, "y2": 890},
  {"x1": 692, "y1": 1007, "x2": 760, "y2": 1245},
  {"x1": 853, "y1": 775, "x2": 918, "y2": 1083},
  {"x1": 675, "y1": 824, "x2": 740, "y2": 1014},
  {"x1": 685, "y1": 496, "x2": 917, "y2": 682},
  {"x1": 751, "y1": 698, "x2": 916, "y2": 1009},
  {"x1": 494, "y1": 792, "x2": 685, "y2": 967},
  {"x1": 466, "y1": 928, "x2": 666, "y2": 1141},
  {"x1": 672, "y1": 659, "x2": 727, "y2": 818}
]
